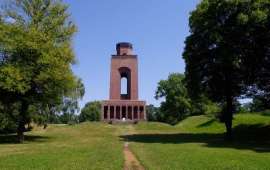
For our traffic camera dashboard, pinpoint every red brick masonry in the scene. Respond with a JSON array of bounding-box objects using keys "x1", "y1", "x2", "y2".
[
  {"x1": 102, "y1": 42, "x2": 146, "y2": 122},
  {"x1": 109, "y1": 55, "x2": 138, "y2": 100},
  {"x1": 102, "y1": 100, "x2": 146, "y2": 121}
]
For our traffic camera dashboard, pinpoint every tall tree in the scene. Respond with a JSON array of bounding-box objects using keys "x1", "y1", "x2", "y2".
[
  {"x1": 155, "y1": 73, "x2": 191, "y2": 125},
  {"x1": 0, "y1": 0, "x2": 79, "y2": 142},
  {"x1": 60, "y1": 78, "x2": 85, "y2": 119},
  {"x1": 250, "y1": 95, "x2": 270, "y2": 112},
  {"x1": 183, "y1": 0, "x2": 270, "y2": 137},
  {"x1": 31, "y1": 78, "x2": 85, "y2": 126}
]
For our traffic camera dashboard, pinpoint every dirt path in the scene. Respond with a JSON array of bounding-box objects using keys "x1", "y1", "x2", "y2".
[
  {"x1": 123, "y1": 142, "x2": 145, "y2": 170},
  {"x1": 122, "y1": 125, "x2": 145, "y2": 170}
]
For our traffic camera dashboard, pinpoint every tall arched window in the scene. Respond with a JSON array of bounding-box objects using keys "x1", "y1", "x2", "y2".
[
  {"x1": 119, "y1": 67, "x2": 131, "y2": 100},
  {"x1": 121, "y1": 77, "x2": 128, "y2": 95}
]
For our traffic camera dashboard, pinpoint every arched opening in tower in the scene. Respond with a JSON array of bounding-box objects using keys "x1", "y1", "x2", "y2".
[
  {"x1": 119, "y1": 67, "x2": 131, "y2": 100},
  {"x1": 121, "y1": 77, "x2": 128, "y2": 95}
]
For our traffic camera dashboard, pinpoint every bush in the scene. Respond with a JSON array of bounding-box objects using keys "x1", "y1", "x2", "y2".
[
  {"x1": 79, "y1": 101, "x2": 101, "y2": 122},
  {"x1": 146, "y1": 105, "x2": 160, "y2": 121},
  {"x1": 0, "y1": 113, "x2": 17, "y2": 134}
]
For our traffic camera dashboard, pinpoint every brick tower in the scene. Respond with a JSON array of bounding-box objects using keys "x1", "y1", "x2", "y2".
[{"x1": 102, "y1": 42, "x2": 146, "y2": 122}]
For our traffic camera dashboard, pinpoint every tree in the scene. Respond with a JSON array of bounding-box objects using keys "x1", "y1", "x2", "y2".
[
  {"x1": 250, "y1": 95, "x2": 269, "y2": 112},
  {"x1": 31, "y1": 78, "x2": 84, "y2": 125},
  {"x1": 236, "y1": 102, "x2": 251, "y2": 113},
  {"x1": 0, "y1": 0, "x2": 79, "y2": 142},
  {"x1": 58, "y1": 78, "x2": 85, "y2": 124},
  {"x1": 155, "y1": 73, "x2": 191, "y2": 125},
  {"x1": 0, "y1": 102, "x2": 17, "y2": 133},
  {"x1": 59, "y1": 112, "x2": 79, "y2": 125},
  {"x1": 183, "y1": 0, "x2": 270, "y2": 137},
  {"x1": 190, "y1": 95, "x2": 221, "y2": 116},
  {"x1": 28, "y1": 78, "x2": 84, "y2": 126},
  {"x1": 146, "y1": 104, "x2": 160, "y2": 122},
  {"x1": 79, "y1": 101, "x2": 101, "y2": 122}
]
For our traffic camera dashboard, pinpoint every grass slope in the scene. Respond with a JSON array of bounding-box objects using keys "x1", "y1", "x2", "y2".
[
  {"x1": 0, "y1": 123, "x2": 124, "y2": 170},
  {"x1": 125, "y1": 114, "x2": 270, "y2": 170},
  {"x1": 0, "y1": 114, "x2": 269, "y2": 170}
]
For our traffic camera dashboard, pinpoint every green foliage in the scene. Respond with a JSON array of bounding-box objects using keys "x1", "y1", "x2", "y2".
[
  {"x1": 183, "y1": 0, "x2": 270, "y2": 135},
  {"x1": 0, "y1": 102, "x2": 20, "y2": 133},
  {"x1": 190, "y1": 95, "x2": 221, "y2": 116},
  {"x1": 30, "y1": 77, "x2": 84, "y2": 125},
  {"x1": 250, "y1": 95, "x2": 270, "y2": 112},
  {"x1": 61, "y1": 78, "x2": 85, "y2": 115},
  {"x1": 60, "y1": 112, "x2": 79, "y2": 125},
  {"x1": 236, "y1": 103, "x2": 251, "y2": 114},
  {"x1": 153, "y1": 73, "x2": 220, "y2": 124},
  {"x1": 155, "y1": 73, "x2": 191, "y2": 125},
  {"x1": 0, "y1": 112, "x2": 17, "y2": 134},
  {"x1": 0, "y1": 0, "x2": 82, "y2": 142},
  {"x1": 79, "y1": 101, "x2": 101, "y2": 122},
  {"x1": 58, "y1": 78, "x2": 84, "y2": 124},
  {"x1": 146, "y1": 104, "x2": 161, "y2": 122}
]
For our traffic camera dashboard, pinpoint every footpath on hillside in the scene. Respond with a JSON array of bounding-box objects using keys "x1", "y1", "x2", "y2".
[{"x1": 120, "y1": 125, "x2": 145, "y2": 170}]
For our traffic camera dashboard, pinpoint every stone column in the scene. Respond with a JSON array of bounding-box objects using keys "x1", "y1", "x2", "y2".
[
  {"x1": 138, "y1": 106, "x2": 140, "y2": 120},
  {"x1": 119, "y1": 105, "x2": 122, "y2": 120},
  {"x1": 113, "y1": 106, "x2": 116, "y2": 120},
  {"x1": 144, "y1": 105, "x2": 147, "y2": 120},
  {"x1": 126, "y1": 104, "x2": 128, "y2": 119},
  {"x1": 140, "y1": 106, "x2": 143, "y2": 120},
  {"x1": 135, "y1": 106, "x2": 138, "y2": 120},
  {"x1": 127, "y1": 105, "x2": 130, "y2": 120},
  {"x1": 135, "y1": 106, "x2": 137, "y2": 120},
  {"x1": 131, "y1": 106, "x2": 134, "y2": 120},
  {"x1": 108, "y1": 105, "x2": 111, "y2": 120}
]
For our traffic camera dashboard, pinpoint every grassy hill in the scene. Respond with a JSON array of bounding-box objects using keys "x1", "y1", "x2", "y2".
[
  {"x1": 127, "y1": 114, "x2": 270, "y2": 170},
  {"x1": 0, "y1": 123, "x2": 124, "y2": 170},
  {"x1": 0, "y1": 113, "x2": 269, "y2": 170}
]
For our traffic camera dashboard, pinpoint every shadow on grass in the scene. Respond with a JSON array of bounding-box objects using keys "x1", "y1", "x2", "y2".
[
  {"x1": 261, "y1": 111, "x2": 270, "y2": 116},
  {"x1": 197, "y1": 119, "x2": 216, "y2": 127},
  {"x1": 120, "y1": 124, "x2": 270, "y2": 153},
  {"x1": 0, "y1": 134, "x2": 50, "y2": 144}
]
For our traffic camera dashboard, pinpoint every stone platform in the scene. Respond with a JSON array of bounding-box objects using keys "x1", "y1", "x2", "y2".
[{"x1": 101, "y1": 100, "x2": 146, "y2": 122}]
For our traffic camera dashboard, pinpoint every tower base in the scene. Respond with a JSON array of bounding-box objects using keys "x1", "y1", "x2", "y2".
[{"x1": 101, "y1": 100, "x2": 146, "y2": 122}]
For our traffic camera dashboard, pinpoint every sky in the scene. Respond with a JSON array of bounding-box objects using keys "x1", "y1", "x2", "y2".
[{"x1": 64, "y1": 0, "x2": 201, "y2": 107}]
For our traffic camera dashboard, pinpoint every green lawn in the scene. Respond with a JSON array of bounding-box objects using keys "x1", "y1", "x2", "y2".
[
  {"x1": 0, "y1": 114, "x2": 270, "y2": 170},
  {"x1": 126, "y1": 114, "x2": 270, "y2": 170},
  {"x1": 0, "y1": 123, "x2": 124, "y2": 170}
]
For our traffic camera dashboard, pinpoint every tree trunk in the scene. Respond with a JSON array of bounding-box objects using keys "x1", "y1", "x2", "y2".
[
  {"x1": 225, "y1": 94, "x2": 233, "y2": 139},
  {"x1": 17, "y1": 122, "x2": 25, "y2": 143},
  {"x1": 17, "y1": 100, "x2": 28, "y2": 143},
  {"x1": 224, "y1": 69, "x2": 234, "y2": 140}
]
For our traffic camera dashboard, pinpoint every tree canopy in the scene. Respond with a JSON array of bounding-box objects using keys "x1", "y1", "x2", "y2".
[
  {"x1": 146, "y1": 104, "x2": 160, "y2": 122},
  {"x1": 79, "y1": 101, "x2": 101, "y2": 122},
  {"x1": 155, "y1": 73, "x2": 191, "y2": 125},
  {"x1": 0, "y1": 0, "x2": 81, "y2": 142},
  {"x1": 183, "y1": 0, "x2": 270, "y2": 137}
]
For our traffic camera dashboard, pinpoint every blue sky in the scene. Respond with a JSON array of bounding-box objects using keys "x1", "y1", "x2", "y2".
[{"x1": 64, "y1": 0, "x2": 200, "y2": 107}]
